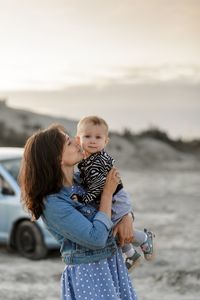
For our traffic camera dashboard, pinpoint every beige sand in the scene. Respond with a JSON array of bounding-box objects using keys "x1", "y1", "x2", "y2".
[{"x1": 0, "y1": 168, "x2": 199, "y2": 300}]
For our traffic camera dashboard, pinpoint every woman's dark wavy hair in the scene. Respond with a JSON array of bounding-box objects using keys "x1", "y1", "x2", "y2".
[{"x1": 19, "y1": 124, "x2": 66, "y2": 220}]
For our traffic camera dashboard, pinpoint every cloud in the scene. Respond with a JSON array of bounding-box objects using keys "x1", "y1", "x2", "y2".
[{"x1": 93, "y1": 65, "x2": 200, "y2": 86}]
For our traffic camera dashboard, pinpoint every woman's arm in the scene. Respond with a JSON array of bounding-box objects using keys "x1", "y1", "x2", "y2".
[
  {"x1": 99, "y1": 168, "x2": 119, "y2": 218},
  {"x1": 43, "y1": 199, "x2": 113, "y2": 249},
  {"x1": 43, "y1": 168, "x2": 120, "y2": 250}
]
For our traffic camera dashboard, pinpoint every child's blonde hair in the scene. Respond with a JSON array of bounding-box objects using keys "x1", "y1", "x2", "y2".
[{"x1": 77, "y1": 116, "x2": 109, "y2": 135}]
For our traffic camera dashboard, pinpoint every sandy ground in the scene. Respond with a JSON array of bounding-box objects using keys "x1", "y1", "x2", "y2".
[{"x1": 0, "y1": 169, "x2": 200, "y2": 300}]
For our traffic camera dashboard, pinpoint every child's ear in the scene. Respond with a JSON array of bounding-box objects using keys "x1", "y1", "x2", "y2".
[
  {"x1": 105, "y1": 137, "x2": 110, "y2": 146},
  {"x1": 75, "y1": 136, "x2": 81, "y2": 144}
]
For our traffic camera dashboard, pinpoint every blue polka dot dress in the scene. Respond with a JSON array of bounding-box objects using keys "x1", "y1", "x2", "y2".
[{"x1": 61, "y1": 248, "x2": 137, "y2": 300}]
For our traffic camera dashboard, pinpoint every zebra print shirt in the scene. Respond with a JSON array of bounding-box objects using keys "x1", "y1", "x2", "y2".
[{"x1": 77, "y1": 150, "x2": 115, "y2": 204}]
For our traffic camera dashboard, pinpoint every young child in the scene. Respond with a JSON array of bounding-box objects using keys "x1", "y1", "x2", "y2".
[{"x1": 75, "y1": 115, "x2": 154, "y2": 271}]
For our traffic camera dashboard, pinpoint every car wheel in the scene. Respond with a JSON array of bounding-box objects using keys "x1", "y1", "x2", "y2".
[{"x1": 15, "y1": 220, "x2": 48, "y2": 260}]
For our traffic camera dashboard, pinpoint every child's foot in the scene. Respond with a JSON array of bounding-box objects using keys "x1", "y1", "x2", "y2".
[
  {"x1": 125, "y1": 251, "x2": 141, "y2": 272},
  {"x1": 140, "y1": 228, "x2": 155, "y2": 261}
]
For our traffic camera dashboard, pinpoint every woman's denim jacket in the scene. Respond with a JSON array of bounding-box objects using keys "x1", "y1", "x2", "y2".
[{"x1": 42, "y1": 185, "x2": 118, "y2": 265}]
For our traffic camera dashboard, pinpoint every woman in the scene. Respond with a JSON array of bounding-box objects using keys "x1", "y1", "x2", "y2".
[{"x1": 19, "y1": 124, "x2": 138, "y2": 300}]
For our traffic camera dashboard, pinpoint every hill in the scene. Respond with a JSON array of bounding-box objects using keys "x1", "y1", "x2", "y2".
[
  {"x1": 0, "y1": 99, "x2": 77, "y2": 146},
  {"x1": 0, "y1": 99, "x2": 199, "y2": 170}
]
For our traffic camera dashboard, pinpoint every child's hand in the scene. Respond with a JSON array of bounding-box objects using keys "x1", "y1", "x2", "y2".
[{"x1": 71, "y1": 194, "x2": 78, "y2": 201}]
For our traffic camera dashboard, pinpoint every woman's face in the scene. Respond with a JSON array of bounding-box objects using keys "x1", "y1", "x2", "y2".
[{"x1": 61, "y1": 134, "x2": 84, "y2": 167}]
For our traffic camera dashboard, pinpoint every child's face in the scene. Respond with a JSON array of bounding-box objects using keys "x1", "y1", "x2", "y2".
[{"x1": 77, "y1": 124, "x2": 109, "y2": 157}]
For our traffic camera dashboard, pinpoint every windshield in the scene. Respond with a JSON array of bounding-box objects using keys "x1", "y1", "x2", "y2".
[{"x1": 0, "y1": 158, "x2": 22, "y2": 182}]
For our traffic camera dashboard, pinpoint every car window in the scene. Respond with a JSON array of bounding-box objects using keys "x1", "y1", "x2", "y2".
[
  {"x1": 0, "y1": 158, "x2": 21, "y2": 181},
  {"x1": 0, "y1": 174, "x2": 15, "y2": 196}
]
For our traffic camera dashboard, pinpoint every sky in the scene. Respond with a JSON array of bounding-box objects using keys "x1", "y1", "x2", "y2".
[{"x1": 0, "y1": 0, "x2": 200, "y2": 139}]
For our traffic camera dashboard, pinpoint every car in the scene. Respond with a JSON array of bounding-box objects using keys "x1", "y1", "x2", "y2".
[{"x1": 0, "y1": 147, "x2": 59, "y2": 260}]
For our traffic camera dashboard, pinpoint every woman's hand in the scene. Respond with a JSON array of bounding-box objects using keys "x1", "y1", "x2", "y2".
[
  {"x1": 103, "y1": 167, "x2": 120, "y2": 195},
  {"x1": 113, "y1": 213, "x2": 134, "y2": 247},
  {"x1": 99, "y1": 168, "x2": 120, "y2": 218}
]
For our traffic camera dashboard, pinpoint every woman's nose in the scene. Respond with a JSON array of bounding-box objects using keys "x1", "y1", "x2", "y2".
[
  {"x1": 73, "y1": 139, "x2": 81, "y2": 149},
  {"x1": 71, "y1": 137, "x2": 78, "y2": 145}
]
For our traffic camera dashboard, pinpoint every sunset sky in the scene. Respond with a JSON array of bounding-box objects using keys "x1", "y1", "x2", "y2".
[
  {"x1": 0, "y1": 0, "x2": 199, "y2": 139},
  {"x1": 0, "y1": 0, "x2": 199, "y2": 89}
]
